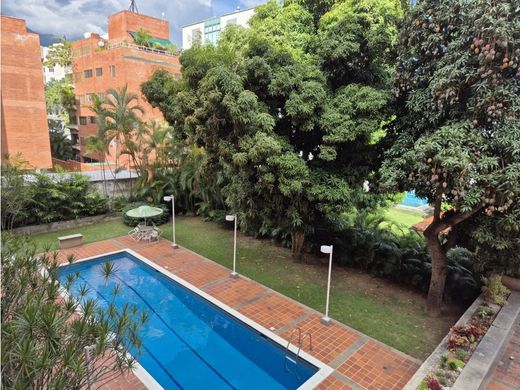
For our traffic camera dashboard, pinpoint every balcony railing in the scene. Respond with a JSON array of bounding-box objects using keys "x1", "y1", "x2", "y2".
[{"x1": 107, "y1": 41, "x2": 179, "y2": 57}]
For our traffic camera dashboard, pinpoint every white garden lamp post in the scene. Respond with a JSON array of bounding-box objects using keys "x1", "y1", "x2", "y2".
[
  {"x1": 163, "y1": 195, "x2": 178, "y2": 249},
  {"x1": 226, "y1": 215, "x2": 239, "y2": 279},
  {"x1": 320, "y1": 244, "x2": 333, "y2": 325}
]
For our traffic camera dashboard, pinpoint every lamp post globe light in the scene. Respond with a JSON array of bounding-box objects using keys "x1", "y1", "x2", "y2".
[
  {"x1": 320, "y1": 244, "x2": 333, "y2": 325},
  {"x1": 163, "y1": 195, "x2": 178, "y2": 249},
  {"x1": 226, "y1": 215, "x2": 239, "y2": 279}
]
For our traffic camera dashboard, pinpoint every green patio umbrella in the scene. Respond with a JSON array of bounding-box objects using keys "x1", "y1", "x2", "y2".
[{"x1": 126, "y1": 205, "x2": 163, "y2": 225}]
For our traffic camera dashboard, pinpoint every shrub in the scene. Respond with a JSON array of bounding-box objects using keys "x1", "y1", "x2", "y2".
[
  {"x1": 315, "y1": 212, "x2": 480, "y2": 303},
  {"x1": 1, "y1": 233, "x2": 146, "y2": 388},
  {"x1": 448, "y1": 324, "x2": 486, "y2": 350},
  {"x1": 482, "y1": 275, "x2": 510, "y2": 306},
  {"x1": 447, "y1": 358, "x2": 465, "y2": 371},
  {"x1": 122, "y1": 202, "x2": 169, "y2": 226},
  {"x1": 1, "y1": 162, "x2": 109, "y2": 228},
  {"x1": 425, "y1": 376, "x2": 443, "y2": 390}
]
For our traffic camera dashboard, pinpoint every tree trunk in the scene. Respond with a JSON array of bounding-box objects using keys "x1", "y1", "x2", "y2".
[
  {"x1": 291, "y1": 231, "x2": 305, "y2": 262},
  {"x1": 424, "y1": 226, "x2": 448, "y2": 317}
]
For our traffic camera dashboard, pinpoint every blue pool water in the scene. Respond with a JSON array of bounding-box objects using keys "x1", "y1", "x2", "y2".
[
  {"x1": 57, "y1": 252, "x2": 318, "y2": 389},
  {"x1": 401, "y1": 192, "x2": 429, "y2": 208}
]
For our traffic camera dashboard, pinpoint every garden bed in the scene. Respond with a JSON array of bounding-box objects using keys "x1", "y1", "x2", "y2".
[{"x1": 405, "y1": 277, "x2": 515, "y2": 390}]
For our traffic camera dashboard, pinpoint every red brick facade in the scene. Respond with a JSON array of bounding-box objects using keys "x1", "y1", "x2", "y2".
[
  {"x1": 108, "y1": 11, "x2": 169, "y2": 44},
  {"x1": 71, "y1": 11, "x2": 181, "y2": 164},
  {"x1": 1, "y1": 16, "x2": 52, "y2": 169}
]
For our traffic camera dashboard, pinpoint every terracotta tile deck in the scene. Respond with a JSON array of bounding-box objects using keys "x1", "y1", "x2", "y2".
[
  {"x1": 485, "y1": 316, "x2": 520, "y2": 390},
  {"x1": 54, "y1": 237, "x2": 421, "y2": 389}
]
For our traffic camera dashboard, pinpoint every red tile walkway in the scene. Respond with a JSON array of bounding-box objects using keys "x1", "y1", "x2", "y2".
[
  {"x1": 54, "y1": 237, "x2": 422, "y2": 389},
  {"x1": 485, "y1": 315, "x2": 520, "y2": 390}
]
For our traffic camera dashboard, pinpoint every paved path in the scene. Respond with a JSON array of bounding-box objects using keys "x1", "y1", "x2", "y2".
[
  {"x1": 55, "y1": 237, "x2": 421, "y2": 389},
  {"x1": 485, "y1": 313, "x2": 520, "y2": 390}
]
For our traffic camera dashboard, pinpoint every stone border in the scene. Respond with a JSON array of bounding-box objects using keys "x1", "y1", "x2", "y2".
[
  {"x1": 403, "y1": 295, "x2": 484, "y2": 390},
  {"x1": 12, "y1": 213, "x2": 120, "y2": 235},
  {"x1": 452, "y1": 291, "x2": 520, "y2": 390}
]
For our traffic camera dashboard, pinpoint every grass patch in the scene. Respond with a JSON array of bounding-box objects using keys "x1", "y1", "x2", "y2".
[
  {"x1": 28, "y1": 216, "x2": 457, "y2": 359},
  {"x1": 384, "y1": 207, "x2": 425, "y2": 227}
]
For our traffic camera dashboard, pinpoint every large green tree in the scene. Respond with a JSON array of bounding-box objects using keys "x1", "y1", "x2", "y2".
[
  {"x1": 143, "y1": 0, "x2": 404, "y2": 259},
  {"x1": 43, "y1": 38, "x2": 72, "y2": 68},
  {"x1": 380, "y1": 0, "x2": 520, "y2": 316}
]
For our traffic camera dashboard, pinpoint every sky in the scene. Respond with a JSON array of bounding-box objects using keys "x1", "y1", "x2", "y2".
[{"x1": 1, "y1": 0, "x2": 266, "y2": 46}]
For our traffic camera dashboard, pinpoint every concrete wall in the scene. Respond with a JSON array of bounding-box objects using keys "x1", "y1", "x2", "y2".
[
  {"x1": 91, "y1": 177, "x2": 136, "y2": 198},
  {"x1": 1, "y1": 16, "x2": 52, "y2": 169}
]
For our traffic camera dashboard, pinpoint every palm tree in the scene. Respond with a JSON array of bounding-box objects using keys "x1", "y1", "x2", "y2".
[
  {"x1": 85, "y1": 135, "x2": 110, "y2": 197},
  {"x1": 134, "y1": 28, "x2": 152, "y2": 47},
  {"x1": 90, "y1": 86, "x2": 144, "y2": 198}
]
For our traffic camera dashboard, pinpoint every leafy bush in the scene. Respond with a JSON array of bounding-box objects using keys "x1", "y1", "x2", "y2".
[
  {"x1": 121, "y1": 202, "x2": 169, "y2": 226},
  {"x1": 1, "y1": 162, "x2": 109, "y2": 229},
  {"x1": 448, "y1": 324, "x2": 486, "y2": 350},
  {"x1": 314, "y1": 212, "x2": 480, "y2": 303},
  {"x1": 27, "y1": 172, "x2": 109, "y2": 225},
  {"x1": 446, "y1": 358, "x2": 465, "y2": 371},
  {"x1": 482, "y1": 275, "x2": 510, "y2": 306},
  {"x1": 1, "y1": 234, "x2": 146, "y2": 388}
]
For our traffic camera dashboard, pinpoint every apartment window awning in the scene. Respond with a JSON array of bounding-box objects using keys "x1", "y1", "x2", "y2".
[{"x1": 129, "y1": 32, "x2": 174, "y2": 49}]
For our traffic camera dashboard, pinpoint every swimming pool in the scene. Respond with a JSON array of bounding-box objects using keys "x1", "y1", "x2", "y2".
[
  {"x1": 57, "y1": 250, "x2": 329, "y2": 389},
  {"x1": 401, "y1": 192, "x2": 429, "y2": 208}
]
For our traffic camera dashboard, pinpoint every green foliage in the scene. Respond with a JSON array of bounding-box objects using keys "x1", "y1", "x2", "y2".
[
  {"x1": 1, "y1": 162, "x2": 108, "y2": 228},
  {"x1": 1, "y1": 156, "x2": 33, "y2": 230},
  {"x1": 1, "y1": 233, "x2": 145, "y2": 389},
  {"x1": 312, "y1": 212, "x2": 479, "y2": 303},
  {"x1": 133, "y1": 28, "x2": 152, "y2": 47},
  {"x1": 379, "y1": 0, "x2": 520, "y2": 314},
  {"x1": 481, "y1": 275, "x2": 510, "y2": 306},
  {"x1": 121, "y1": 202, "x2": 169, "y2": 227},
  {"x1": 45, "y1": 77, "x2": 75, "y2": 123},
  {"x1": 142, "y1": 0, "x2": 404, "y2": 258},
  {"x1": 446, "y1": 358, "x2": 465, "y2": 371},
  {"x1": 476, "y1": 305, "x2": 492, "y2": 319},
  {"x1": 43, "y1": 39, "x2": 72, "y2": 68},
  {"x1": 48, "y1": 121, "x2": 75, "y2": 161}
]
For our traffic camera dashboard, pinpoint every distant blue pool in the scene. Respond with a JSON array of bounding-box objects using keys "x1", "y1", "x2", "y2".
[
  {"x1": 401, "y1": 192, "x2": 429, "y2": 208},
  {"x1": 57, "y1": 251, "x2": 319, "y2": 389}
]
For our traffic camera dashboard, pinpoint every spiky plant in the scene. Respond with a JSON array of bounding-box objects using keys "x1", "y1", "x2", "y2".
[{"x1": 1, "y1": 234, "x2": 148, "y2": 389}]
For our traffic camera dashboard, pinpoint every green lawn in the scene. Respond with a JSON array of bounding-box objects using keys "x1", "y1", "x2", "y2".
[
  {"x1": 384, "y1": 207, "x2": 425, "y2": 227},
  {"x1": 28, "y1": 216, "x2": 456, "y2": 359}
]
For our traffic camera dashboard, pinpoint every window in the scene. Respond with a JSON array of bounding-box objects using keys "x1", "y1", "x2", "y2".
[
  {"x1": 89, "y1": 116, "x2": 96, "y2": 124},
  {"x1": 204, "y1": 20, "x2": 221, "y2": 46},
  {"x1": 109, "y1": 65, "x2": 116, "y2": 77},
  {"x1": 84, "y1": 69, "x2": 93, "y2": 78},
  {"x1": 98, "y1": 92, "x2": 105, "y2": 99},
  {"x1": 95, "y1": 67, "x2": 103, "y2": 77},
  {"x1": 79, "y1": 116, "x2": 87, "y2": 125},
  {"x1": 48, "y1": 67, "x2": 54, "y2": 73},
  {"x1": 78, "y1": 95, "x2": 86, "y2": 105}
]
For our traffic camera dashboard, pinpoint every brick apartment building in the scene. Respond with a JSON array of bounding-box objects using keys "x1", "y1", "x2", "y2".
[
  {"x1": 1, "y1": 16, "x2": 52, "y2": 169},
  {"x1": 71, "y1": 10, "x2": 181, "y2": 164}
]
